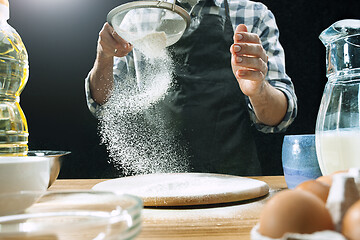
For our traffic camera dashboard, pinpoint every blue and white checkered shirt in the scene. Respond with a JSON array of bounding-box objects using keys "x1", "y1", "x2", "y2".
[{"x1": 85, "y1": 0, "x2": 297, "y2": 133}]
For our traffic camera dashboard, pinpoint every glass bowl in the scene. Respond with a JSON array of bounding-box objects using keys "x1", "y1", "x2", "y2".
[
  {"x1": 0, "y1": 191, "x2": 143, "y2": 240},
  {"x1": 0, "y1": 191, "x2": 44, "y2": 216}
]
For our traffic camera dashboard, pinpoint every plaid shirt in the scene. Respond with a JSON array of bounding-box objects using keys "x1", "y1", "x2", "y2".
[{"x1": 85, "y1": 0, "x2": 297, "y2": 133}]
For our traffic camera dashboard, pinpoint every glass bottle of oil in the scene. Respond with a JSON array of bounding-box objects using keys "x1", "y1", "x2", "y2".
[{"x1": 0, "y1": 0, "x2": 28, "y2": 155}]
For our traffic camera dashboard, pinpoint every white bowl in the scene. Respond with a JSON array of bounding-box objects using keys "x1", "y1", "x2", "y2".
[
  {"x1": 0, "y1": 151, "x2": 69, "y2": 192},
  {"x1": 0, "y1": 151, "x2": 69, "y2": 215},
  {"x1": 0, "y1": 156, "x2": 50, "y2": 193},
  {"x1": 26, "y1": 151, "x2": 70, "y2": 188}
]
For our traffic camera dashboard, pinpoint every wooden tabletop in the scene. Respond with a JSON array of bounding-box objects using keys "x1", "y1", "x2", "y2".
[{"x1": 49, "y1": 176, "x2": 287, "y2": 240}]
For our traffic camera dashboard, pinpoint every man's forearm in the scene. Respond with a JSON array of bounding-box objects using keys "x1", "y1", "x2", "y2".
[
  {"x1": 249, "y1": 81, "x2": 288, "y2": 126},
  {"x1": 89, "y1": 57, "x2": 114, "y2": 105}
]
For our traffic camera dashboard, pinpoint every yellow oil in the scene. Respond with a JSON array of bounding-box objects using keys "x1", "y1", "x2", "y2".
[{"x1": 0, "y1": 20, "x2": 29, "y2": 155}]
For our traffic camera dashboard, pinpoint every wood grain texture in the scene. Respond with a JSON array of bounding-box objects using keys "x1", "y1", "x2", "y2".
[{"x1": 49, "y1": 176, "x2": 287, "y2": 239}]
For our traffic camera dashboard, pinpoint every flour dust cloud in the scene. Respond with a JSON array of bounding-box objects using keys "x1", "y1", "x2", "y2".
[{"x1": 98, "y1": 33, "x2": 189, "y2": 176}]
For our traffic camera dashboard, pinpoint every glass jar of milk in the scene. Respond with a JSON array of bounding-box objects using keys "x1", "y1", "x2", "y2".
[{"x1": 316, "y1": 19, "x2": 360, "y2": 175}]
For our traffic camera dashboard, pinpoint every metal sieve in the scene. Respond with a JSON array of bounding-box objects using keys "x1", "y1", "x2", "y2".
[{"x1": 107, "y1": 1, "x2": 191, "y2": 47}]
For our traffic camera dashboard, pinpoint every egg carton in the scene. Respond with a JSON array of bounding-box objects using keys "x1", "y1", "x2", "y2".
[
  {"x1": 251, "y1": 168, "x2": 360, "y2": 240},
  {"x1": 251, "y1": 224, "x2": 346, "y2": 240}
]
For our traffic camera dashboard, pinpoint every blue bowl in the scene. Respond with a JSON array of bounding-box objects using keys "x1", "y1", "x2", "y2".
[{"x1": 282, "y1": 134, "x2": 323, "y2": 189}]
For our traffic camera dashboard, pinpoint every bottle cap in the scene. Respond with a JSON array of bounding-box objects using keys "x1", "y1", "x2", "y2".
[{"x1": 0, "y1": 0, "x2": 9, "y2": 20}]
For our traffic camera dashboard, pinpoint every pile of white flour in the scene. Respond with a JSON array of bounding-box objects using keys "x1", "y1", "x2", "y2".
[{"x1": 98, "y1": 31, "x2": 189, "y2": 176}]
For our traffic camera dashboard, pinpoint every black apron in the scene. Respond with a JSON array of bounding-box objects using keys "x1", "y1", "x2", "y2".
[{"x1": 160, "y1": 0, "x2": 262, "y2": 176}]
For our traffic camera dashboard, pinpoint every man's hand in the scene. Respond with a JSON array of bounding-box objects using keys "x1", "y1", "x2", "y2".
[
  {"x1": 97, "y1": 22, "x2": 133, "y2": 59},
  {"x1": 90, "y1": 23, "x2": 133, "y2": 105},
  {"x1": 230, "y1": 24, "x2": 288, "y2": 126},
  {"x1": 230, "y1": 24, "x2": 268, "y2": 97}
]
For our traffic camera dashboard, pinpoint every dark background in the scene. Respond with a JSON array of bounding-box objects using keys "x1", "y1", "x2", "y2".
[{"x1": 7, "y1": 0, "x2": 357, "y2": 178}]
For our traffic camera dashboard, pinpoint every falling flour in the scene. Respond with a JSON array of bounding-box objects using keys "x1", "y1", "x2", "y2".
[
  {"x1": 132, "y1": 31, "x2": 168, "y2": 59},
  {"x1": 98, "y1": 31, "x2": 189, "y2": 176}
]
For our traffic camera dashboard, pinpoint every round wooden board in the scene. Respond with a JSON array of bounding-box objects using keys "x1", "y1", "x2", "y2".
[{"x1": 92, "y1": 173, "x2": 269, "y2": 206}]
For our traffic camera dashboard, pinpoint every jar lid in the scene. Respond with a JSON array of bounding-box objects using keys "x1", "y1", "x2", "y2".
[
  {"x1": 0, "y1": 0, "x2": 9, "y2": 20},
  {"x1": 320, "y1": 19, "x2": 360, "y2": 45},
  {"x1": 0, "y1": 0, "x2": 9, "y2": 7},
  {"x1": 320, "y1": 19, "x2": 360, "y2": 77}
]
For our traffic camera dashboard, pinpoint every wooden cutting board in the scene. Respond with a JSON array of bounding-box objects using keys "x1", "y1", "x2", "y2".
[{"x1": 92, "y1": 173, "x2": 269, "y2": 206}]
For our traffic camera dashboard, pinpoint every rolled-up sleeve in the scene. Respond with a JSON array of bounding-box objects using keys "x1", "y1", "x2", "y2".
[
  {"x1": 85, "y1": 56, "x2": 134, "y2": 118},
  {"x1": 85, "y1": 71, "x2": 101, "y2": 117}
]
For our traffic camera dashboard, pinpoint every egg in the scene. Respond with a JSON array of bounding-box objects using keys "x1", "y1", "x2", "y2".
[
  {"x1": 342, "y1": 199, "x2": 360, "y2": 240},
  {"x1": 316, "y1": 175, "x2": 333, "y2": 186},
  {"x1": 316, "y1": 170, "x2": 348, "y2": 186},
  {"x1": 258, "y1": 189, "x2": 334, "y2": 238},
  {"x1": 296, "y1": 179, "x2": 330, "y2": 203}
]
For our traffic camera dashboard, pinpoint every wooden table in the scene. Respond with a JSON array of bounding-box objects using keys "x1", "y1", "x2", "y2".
[{"x1": 48, "y1": 176, "x2": 287, "y2": 239}]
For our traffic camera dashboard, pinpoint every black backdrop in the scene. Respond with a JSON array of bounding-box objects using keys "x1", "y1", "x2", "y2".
[{"x1": 7, "y1": 0, "x2": 358, "y2": 178}]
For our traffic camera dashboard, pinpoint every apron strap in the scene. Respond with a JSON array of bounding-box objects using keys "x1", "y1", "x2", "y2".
[
  {"x1": 223, "y1": 0, "x2": 230, "y2": 18},
  {"x1": 188, "y1": 0, "x2": 207, "y2": 17},
  {"x1": 179, "y1": 0, "x2": 231, "y2": 19}
]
